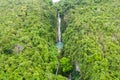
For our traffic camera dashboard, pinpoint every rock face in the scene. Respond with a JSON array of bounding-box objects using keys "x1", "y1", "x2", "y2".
[
  {"x1": 75, "y1": 61, "x2": 80, "y2": 72},
  {"x1": 68, "y1": 73, "x2": 72, "y2": 80},
  {"x1": 13, "y1": 44, "x2": 24, "y2": 54}
]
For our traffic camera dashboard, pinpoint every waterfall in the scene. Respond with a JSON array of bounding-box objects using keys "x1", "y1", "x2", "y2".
[
  {"x1": 54, "y1": 0, "x2": 63, "y2": 76},
  {"x1": 55, "y1": 12, "x2": 63, "y2": 76},
  {"x1": 56, "y1": 12, "x2": 63, "y2": 50},
  {"x1": 58, "y1": 13, "x2": 61, "y2": 42}
]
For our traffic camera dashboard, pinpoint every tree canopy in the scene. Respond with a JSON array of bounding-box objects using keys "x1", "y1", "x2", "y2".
[{"x1": 0, "y1": 0, "x2": 120, "y2": 80}]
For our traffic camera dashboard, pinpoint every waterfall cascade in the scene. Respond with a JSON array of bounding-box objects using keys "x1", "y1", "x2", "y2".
[
  {"x1": 55, "y1": 12, "x2": 63, "y2": 76},
  {"x1": 58, "y1": 13, "x2": 61, "y2": 42},
  {"x1": 56, "y1": 13, "x2": 63, "y2": 50},
  {"x1": 53, "y1": 0, "x2": 64, "y2": 77}
]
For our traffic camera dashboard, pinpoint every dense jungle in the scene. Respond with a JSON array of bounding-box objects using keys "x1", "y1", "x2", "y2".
[{"x1": 0, "y1": 0, "x2": 120, "y2": 80}]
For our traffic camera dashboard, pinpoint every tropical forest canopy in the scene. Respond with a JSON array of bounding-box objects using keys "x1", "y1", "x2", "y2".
[{"x1": 0, "y1": 0, "x2": 120, "y2": 80}]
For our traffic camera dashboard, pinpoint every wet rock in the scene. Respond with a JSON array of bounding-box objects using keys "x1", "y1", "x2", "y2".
[
  {"x1": 75, "y1": 61, "x2": 80, "y2": 72},
  {"x1": 68, "y1": 73, "x2": 72, "y2": 80},
  {"x1": 13, "y1": 44, "x2": 24, "y2": 54}
]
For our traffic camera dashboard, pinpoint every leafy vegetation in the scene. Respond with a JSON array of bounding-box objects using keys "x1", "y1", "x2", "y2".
[
  {"x1": 0, "y1": 0, "x2": 66, "y2": 79},
  {"x1": 60, "y1": 0, "x2": 120, "y2": 80},
  {"x1": 0, "y1": 0, "x2": 120, "y2": 80}
]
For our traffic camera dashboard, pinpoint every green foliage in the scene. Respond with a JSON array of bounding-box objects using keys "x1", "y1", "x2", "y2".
[
  {"x1": 0, "y1": 0, "x2": 67, "y2": 79},
  {"x1": 62, "y1": 0, "x2": 120, "y2": 80},
  {"x1": 1, "y1": 0, "x2": 120, "y2": 79},
  {"x1": 60, "y1": 57, "x2": 73, "y2": 72}
]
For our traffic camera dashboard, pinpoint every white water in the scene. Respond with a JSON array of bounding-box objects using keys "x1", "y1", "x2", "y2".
[
  {"x1": 58, "y1": 13, "x2": 61, "y2": 42},
  {"x1": 52, "y1": 0, "x2": 60, "y2": 3}
]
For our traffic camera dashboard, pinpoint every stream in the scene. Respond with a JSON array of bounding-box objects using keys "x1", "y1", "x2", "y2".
[{"x1": 52, "y1": 0, "x2": 68, "y2": 79}]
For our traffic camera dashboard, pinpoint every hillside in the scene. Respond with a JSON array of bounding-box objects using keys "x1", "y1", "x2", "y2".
[
  {"x1": 60, "y1": 0, "x2": 120, "y2": 80},
  {"x1": 0, "y1": 0, "x2": 120, "y2": 80},
  {"x1": 0, "y1": 0, "x2": 66, "y2": 79}
]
